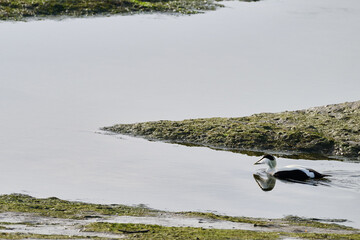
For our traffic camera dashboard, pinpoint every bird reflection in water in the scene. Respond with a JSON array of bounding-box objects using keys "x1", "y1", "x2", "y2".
[
  {"x1": 253, "y1": 171, "x2": 331, "y2": 192},
  {"x1": 253, "y1": 172, "x2": 276, "y2": 191}
]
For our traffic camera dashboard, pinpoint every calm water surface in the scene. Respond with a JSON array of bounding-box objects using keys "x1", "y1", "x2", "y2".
[{"x1": 1, "y1": 0, "x2": 360, "y2": 227}]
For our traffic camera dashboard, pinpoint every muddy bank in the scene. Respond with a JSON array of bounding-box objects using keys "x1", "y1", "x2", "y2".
[
  {"x1": 0, "y1": 0, "x2": 259, "y2": 21},
  {"x1": 0, "y1": 194, "x2": 359, "y2": 239},
  {"x1": 0, "y1": 0, "x2": 218, "y2": 21},
  {"x1": 103, "y1": 101, "x2": 360, "y2": 160}
]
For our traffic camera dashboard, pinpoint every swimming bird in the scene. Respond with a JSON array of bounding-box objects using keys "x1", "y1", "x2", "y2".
[{"x1": 254, "y1": 154, "x2": 329, "y2": 181}]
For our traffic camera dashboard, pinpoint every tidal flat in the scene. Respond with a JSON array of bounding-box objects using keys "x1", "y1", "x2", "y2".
[
  {"x1": 1, "y1": 1, "x2": 360, "y2": 238},
  {"x1": 103, "y1": 101, "x2": 360, "y2": 161},
  {"x1": 0, "y1": 194, "x2": 359, "y2": 239},
  {"x1": 0, "y1": 0, "x2": 259, "y2": 20}
]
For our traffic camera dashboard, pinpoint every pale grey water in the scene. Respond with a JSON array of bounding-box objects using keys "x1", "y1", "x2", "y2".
[{"x1": 0, "y1": 0, "x2": 360, "y2": 227}]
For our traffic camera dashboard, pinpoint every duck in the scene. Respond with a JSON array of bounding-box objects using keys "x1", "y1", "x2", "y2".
[{"x1": 254, "y1": 154, "x2": 330, "y2": 181}]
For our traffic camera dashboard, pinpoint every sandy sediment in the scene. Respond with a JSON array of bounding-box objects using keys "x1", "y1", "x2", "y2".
[
  {"x1": 1, "y1": 212, "x2": 358, "y2": 239},
  {"x1": 0, "y1": 194, "x2": 359, "y2": 239}
]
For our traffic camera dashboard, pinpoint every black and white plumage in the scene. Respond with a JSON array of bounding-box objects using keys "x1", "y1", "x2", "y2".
[{"x1": 254, "y1": 154, "x2": 330, "y2": 181}]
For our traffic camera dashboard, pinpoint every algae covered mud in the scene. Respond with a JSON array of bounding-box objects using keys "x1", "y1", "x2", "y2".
[
  {"x1": 103, "y1": 101, "x2": 360, "y2": 161},
  {"x1": 0, "y1": 194, "x2": 359, "y2": 239},
  {"x1": 1, "y1": 0, "x2": 360, "y2": 237},
  {"x1": 0, "y1": 0, "x2": 258, "y2": 20}
]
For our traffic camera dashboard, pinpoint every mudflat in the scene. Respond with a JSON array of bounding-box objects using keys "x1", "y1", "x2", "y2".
[
  {"x1": 103, "y1": 101, "x2": 360, "y2": 160},
  {"x1": 0, "y1": 194, "x2": 359, "y2": 239}
]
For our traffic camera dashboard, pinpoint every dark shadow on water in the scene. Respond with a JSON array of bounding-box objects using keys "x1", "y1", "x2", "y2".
[
  {"x1": 253, "y1": 171, "x2": 331, "y2": 192},
  {"x1": 254, "y1": 169, "x2": 360, "y2": 192},
  {"x1": 99, "y1": 131, "x2": 360, "y2": 162},
  {"x1": 169, "y1": 141, "x2": 337, "y2": 161}
]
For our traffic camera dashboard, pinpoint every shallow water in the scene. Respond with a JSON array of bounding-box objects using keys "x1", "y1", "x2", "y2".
[{"x1": 1, "y1": 0, "x2": 360, "y2": 228}]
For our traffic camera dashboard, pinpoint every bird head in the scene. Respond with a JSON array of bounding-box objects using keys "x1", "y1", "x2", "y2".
[{"x1": 254, "y1": 154, "x2": 277, "y2": 169}]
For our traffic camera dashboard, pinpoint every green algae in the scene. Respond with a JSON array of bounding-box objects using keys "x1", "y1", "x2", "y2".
[
  {"x1": 0, "y1": 0, "x2": 223, "y2": 21},
  {"x1": 84, "y1": 222, "x2": 281, "y2": 240},
  {"x1": 180, "y1": 212, "x2": 354, "y2": 231},
  {"x1": 1, "y1": 194, "x2": 359, "y2": 239},
  {"x1": 283, "y1": 215, "x2": 355, "y2": 231},
  {"x1": 0, "y1": 232, "x2": 85, "y2": 239},
  {"x1": 287, "y1": 232, "x2": 360, "y2": 240},
  {"x1": 83, "y1": 222, "x2": 360, "y2": 240},
  {"x1": 0, "y1": 0, "x2": 264, "y2": 21},
  {"x1": 180, "y1": 211, "x2": 270, "y2": 225},
  {"x1": 0, "y1": 194, "x2": 158, "y2": 219},
  {"x1": 103, "y1": 101, "x2": 360, "y2": 160},
  {"x1": 0, "y1": 194, "x2": 352, "y2": 231}
]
